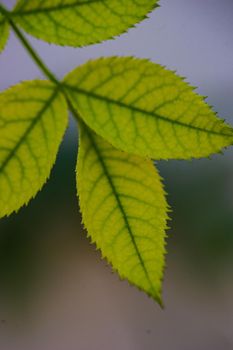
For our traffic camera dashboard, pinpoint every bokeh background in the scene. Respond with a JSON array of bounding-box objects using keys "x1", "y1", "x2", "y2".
[{"x1": 0, "y1": 0, "x2": 233, "y2": 349}]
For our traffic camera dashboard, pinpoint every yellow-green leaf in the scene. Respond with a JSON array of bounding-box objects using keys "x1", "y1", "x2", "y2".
[
  {"x1": 0, "y1": 81, "x2": 68, "y2": 218},
  {"x1": 0, "y1": 14, "x2": 9, "y2": 53},
  {"x1": 77, "y1": 122, "x2": 168, "y2": 302},
  {"x1": 64, "y1": 57, "x2": 233, "y2": 159},
  {"x1": 12, "y1": 0, "x2": 158, "y2": 47}
]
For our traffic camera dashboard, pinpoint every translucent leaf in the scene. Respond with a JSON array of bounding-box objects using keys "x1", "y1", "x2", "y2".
[
  {"x1": 0, "y1": 81, "x2": 68, "y2": 218},
  {"x1": 77, "y1": 122, "x2": 168, "y2": 302},
  {"x1": 64, "y1": 57, "x2": 233, "y2": 160},
  {"x1": 0, "y1": 14, "x2": 9, "y2": 53},
  {"x1": 13, "y1": 0, "x2": 158, "y2": 47}
]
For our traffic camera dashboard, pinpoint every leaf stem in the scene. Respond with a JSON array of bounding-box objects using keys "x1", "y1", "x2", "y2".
[
  {"x1": 0, "y1": 4, "x2": 9, "y2": 16},
  {"x1": 8, "y1": 20, "x2": 59, "y2": 85},
  {"x1": 1, "y1": 4, "x2": 81, "y2": 121}
]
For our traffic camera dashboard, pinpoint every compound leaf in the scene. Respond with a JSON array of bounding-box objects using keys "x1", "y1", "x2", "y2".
[
  {"x1": 0, "y1": 14, "x2": 10, "y2": 53},
  {"x1": 64, "y1": 57, "x2": 233, "y2": 159},
  {"x1": 0, "y1": 80, "x2": 68, "y2": 218},
  {"x1": 77, "y1": 122, "x2": 168, "y2": 302},
  {"x1": 13, "y1": 0, "x2": 158, "y2": 47}
]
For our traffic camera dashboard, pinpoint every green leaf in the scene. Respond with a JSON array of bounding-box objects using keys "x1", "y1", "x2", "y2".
[
  {"x1": 0, "y1": 81, "x2": 68, "y2": 218},
  {"x1": 12, "y1": 0, "x2": 158, "y2": 47},
  {"x1": 64, "y1": 57, "x2": 233, "y2": 160},
  {"x1": 0, "y1": 14, "x2": 10, "y2": 53},
  {"x1": 77, "y1": 122, "x2": 168, "y2": 302}
]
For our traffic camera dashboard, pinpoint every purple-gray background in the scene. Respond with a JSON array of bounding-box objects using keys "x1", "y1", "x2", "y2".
[{"x1": 0, "y1": 1, "x2": 233, "y2": 349}]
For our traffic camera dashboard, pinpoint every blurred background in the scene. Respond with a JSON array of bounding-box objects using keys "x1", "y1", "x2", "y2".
[{"x1": 0, "y1": 0, "x2": 233, "y2": 349}]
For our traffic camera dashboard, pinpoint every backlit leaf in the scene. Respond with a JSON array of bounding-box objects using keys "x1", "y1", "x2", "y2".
[
  {"x1": 13, "y1": 0, "x2": 159, "y2": 47},
  {"x1": 77, "y1": 122, "x2": 168, "y2": 302},
  {"x1": 0, "y1": 81, "x2": 68, "y2": 218},
  {"x1": 0, "y1": 14, "x2": 9, "y2": 53},
  {"x1": 64, "y1": 57, "x2": 233, "y2": 159}
]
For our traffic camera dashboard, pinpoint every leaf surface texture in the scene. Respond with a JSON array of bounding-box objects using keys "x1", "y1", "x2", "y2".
[
  {"x1": 13, "y1": 0, "x2": 158, "y2": 46},
  {"x1": 0, "y1": 81, "x2": 68, "y2": 217},
  {"x1": 0, "y1": 14, "x2": 9, "y2": 52},
  {"x1": 77, "y1": 122, "x2": 168, "y2": 301},
  {"x1": 64, "y1": 57, "x2": 233, "y2": 159}
]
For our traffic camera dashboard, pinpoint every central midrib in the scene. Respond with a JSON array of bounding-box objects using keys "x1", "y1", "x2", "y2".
[
  {"x1": 64, "y1": 83, "x2": 233, "y2": 138},
  {"x1": 0, "y1": 87, "x2": 59, "y2": 173},
  {"x1": 12, "y1": 0, "x2": 106, "y2": 16},
  {"x1": 85, "y1": 126, "x2": 157, "y2": 296}
]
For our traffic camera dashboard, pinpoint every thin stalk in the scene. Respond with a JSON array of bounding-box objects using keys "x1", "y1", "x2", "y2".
[
  {"x1": 0, "y1": 4, "x2": 9, "y2": 16},
  {"x1": 0, "y1": 3, "x2": 56, "y2": 84},
  {"x1": 0, "y1": 4, "x2": 81, "y2": 120},
  {"x1": 9, "y1": 20, "x2": 59, "y2": 85}
]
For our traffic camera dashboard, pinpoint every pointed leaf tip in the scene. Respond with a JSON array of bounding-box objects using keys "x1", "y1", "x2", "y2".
[
  {"x1": 77, "y1": 122, "x2": 168, "y2": 302},
  {"x1": 64, "y1": 56, "x2": 233, "y2": 160},
  {"x1": 13, "y1": 0, "x2": 159, "y2": 47}
]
